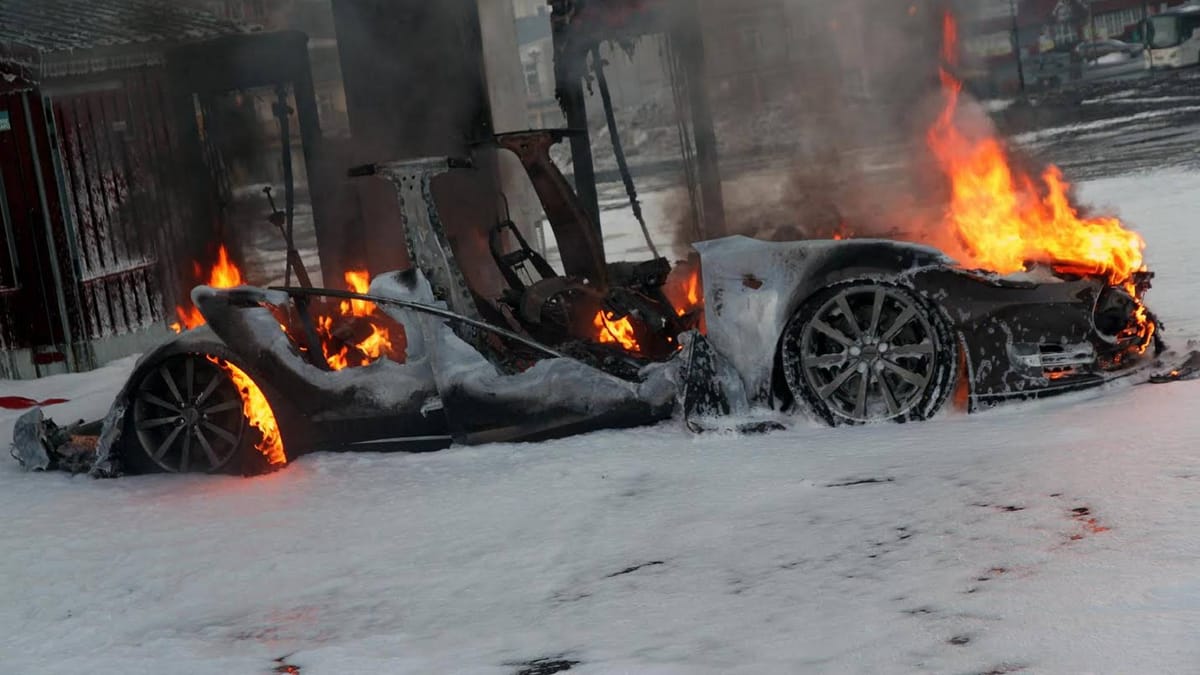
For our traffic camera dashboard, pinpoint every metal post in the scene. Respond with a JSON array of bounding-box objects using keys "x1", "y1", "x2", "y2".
[
  {"x1": 1144, "y1": 2, "x2": 1154, "y2": 69},
  {"x1": 674, "y1": 0, "x2": 726, "y2": 238},
  {"x1": 550, "y1": 12, "x2": 601, "y2": 237},
  {"x1": 559, "y1": 68, "x2": 601, "y2": 233},
  {"x1": 274, "y1": 85, "x2": 295, "y2": 288},
  {"x1": 1010, "y1": 0, "x2": 1027, "y2": 92}
]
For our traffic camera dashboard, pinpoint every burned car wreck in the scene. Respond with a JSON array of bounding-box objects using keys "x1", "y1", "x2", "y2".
[{"x1": 11, "y1": 129, "x2": 1167, "y2": 477}]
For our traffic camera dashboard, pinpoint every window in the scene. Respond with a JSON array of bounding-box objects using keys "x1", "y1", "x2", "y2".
[
  {"x1": 740, "y1": 26, "x2": 765, "y2": 56},
  {"x1": 1052, "y1": 22, "x2": 1077, "y2": 45},
  {"x1": 524, "y1": 60, "x2": 542, "y2": 98},
  {"x1": 317, "y1": 92, "x2": 336, "y2": 123},
  {"x1": 1149, "y1": 15, "x2": 1181, "y2": 47},
  {"x1": 1183, "y1": 16, "x2": 1200, "y2": 41},
  {"x1": 1096, "y1": 8, "x2": 1144, "y2": 39}
]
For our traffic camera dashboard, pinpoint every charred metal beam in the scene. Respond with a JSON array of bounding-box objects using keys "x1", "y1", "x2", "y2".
[
  {"x1": 550, "y1": 1, "x2": 602, "y2": 231},
  {"x1": 672, "y1": 0, "x2": 726, "y2": 238},
  {"x1": 494, "y1": 131, "x2": 608, "y2": 286},
  {"x1": 368, "y1": 158, "x2": 484, "y2": 321}
]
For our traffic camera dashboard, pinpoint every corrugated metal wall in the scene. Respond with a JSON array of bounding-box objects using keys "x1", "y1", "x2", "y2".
[{"x1": 49, "y1": 70, "x2": 182, "y2": 342}]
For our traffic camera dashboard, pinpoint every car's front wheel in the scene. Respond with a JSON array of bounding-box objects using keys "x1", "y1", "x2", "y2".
[
  {"x1": 780, "y1": 282, "x2": 957, "y2": 426},
  {"x1": 125, "y1": 353, "x2": 259, "y2": 474}
]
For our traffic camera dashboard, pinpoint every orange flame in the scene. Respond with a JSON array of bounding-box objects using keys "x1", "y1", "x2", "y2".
[
  {"x1": 594, "y1": 265, "x2": 702, "y2": 354},
  {"x1": 171, "y1": 245, "x2": 245, "y2": 333},
  {"x1": 316, "y1": 270, "x2": 395, "y2": 371},
  {"x1": 927, "y1": 73, "x2": 1145, "y2": 286},
  {"x1": 667, "y1": 266, "x2": 703, "y2": 318},
  {"x1": 686, "y1": 272, "x2": 700, "y2": 306},
  {"x1": 941, "y1": 10, "x2": 959, "y2": 66},
  {"x1": 926, "y1": 13, "x2": 1154, "y2": 353},
  {"x1": 207, "y1": 357, "x2": 286, "y2": 467},
  {"x1": 341, "y1": 270, "x2": 374, "y2": 316},
  {"x1": 594, "y1": 311, "x2": 641, "y2": 352},
  {"x1": 207, "y1": 245, "x2": 244, "y2": 287},
  {"x1": 681, "y1": 268, "x2": 708, "y2": 335}
]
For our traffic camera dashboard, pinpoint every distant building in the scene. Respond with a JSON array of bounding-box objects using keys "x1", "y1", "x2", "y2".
[{"x1": 514, "y1": 5, "x2": 559, "y2": 128}]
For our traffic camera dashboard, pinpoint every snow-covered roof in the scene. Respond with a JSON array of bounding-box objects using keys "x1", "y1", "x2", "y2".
[{"x1": 0, "y1": 0, "x2": 247, "y2": 56}]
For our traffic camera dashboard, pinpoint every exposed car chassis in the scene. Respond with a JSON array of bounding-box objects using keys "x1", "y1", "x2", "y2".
[{"x1": 10, "y1": 130, "x2": 1168, "y2": 476}]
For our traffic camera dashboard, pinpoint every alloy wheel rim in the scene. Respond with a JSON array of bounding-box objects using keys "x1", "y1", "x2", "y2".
[
  {"x1": 798, "y1": 286, "x2": 937, "y2": 423},
  {"x1": 133, "y1": 354, "x2": 247, "y2": 473}
]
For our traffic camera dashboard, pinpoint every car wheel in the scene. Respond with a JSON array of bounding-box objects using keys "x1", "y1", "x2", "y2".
[
  {"x1": 780, "y1": 282, "x2": 958, "y2": 426},
  {"x1": 125, "y1": 353, "x2": 256, "y2": 474}
]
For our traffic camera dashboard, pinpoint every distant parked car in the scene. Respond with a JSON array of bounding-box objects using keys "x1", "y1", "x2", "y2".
[
  {"x1": 1074, "y1": 39, "x2": 1148, "y2": 80},
  {"x1": 1029, "y1": 50, "x2": 1072, "y2": 88},
  {"x1": 1028, "y1": 39, "x2": 1147, "y2": 88}
]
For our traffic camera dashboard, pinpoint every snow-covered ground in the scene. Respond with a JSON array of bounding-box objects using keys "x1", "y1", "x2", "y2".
[{"x1": 3, "y1": 171, "x2": 1200, "y2": 674}]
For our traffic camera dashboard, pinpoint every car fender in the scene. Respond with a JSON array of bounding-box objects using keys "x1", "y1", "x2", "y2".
[
  {"x1": 693, "y1": 236, "x2": 951, "y2": 403},
  {"x1": 90, "y1": 325, "x2": 281, "y2": 476}
]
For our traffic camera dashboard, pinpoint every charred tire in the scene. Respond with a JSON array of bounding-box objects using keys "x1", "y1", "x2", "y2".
[
  {"x1": 123, "y1": 353, "x2": 268, "y2": 475},
  {"x1": 780, "y1": 281, "x2": 957, "y2": 426}
]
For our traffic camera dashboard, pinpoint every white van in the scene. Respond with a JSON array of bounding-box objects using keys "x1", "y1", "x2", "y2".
[{"x1": 1145, "y1": 4, "x2": 1200, "y2": 69}]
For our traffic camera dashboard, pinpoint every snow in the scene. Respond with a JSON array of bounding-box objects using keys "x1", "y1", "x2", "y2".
[
  {"x1": 982, "y1": 98, "x2": 1015, "y2": 113},
  {"x1": 1095, "y1": 52, "x2": 1133, "y2": 66},
  {"x1": 3, "y1": 171, "x2": 1200, "y2": 674},
  {"x1": 1012, "y1": 106, "x2": 1200, "y2": 145}
]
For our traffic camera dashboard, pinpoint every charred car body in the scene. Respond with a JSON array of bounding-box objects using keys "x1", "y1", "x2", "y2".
[{"x1": 11, "y1": 130, "x2": 1163, "y2": 476}]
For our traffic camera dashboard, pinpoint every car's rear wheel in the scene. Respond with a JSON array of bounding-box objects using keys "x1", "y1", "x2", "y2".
[
  {"x1": 781, "y1": 282, "x2": 957, "y2": 426},
  {"x1": 127, "y1": 353, "x2": 253, "y2": 474}
]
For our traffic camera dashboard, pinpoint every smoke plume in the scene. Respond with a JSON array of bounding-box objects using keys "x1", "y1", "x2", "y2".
[{"x1": 661, "y1": 0, "x2": 985, "y2": 248}]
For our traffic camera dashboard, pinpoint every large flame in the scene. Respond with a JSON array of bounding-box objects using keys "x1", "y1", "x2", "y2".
[
  {"x1": 171, "y1": 245, "x2": 244, "y2": 333},
  {"x1": 173, "y1": 251, "x2": 395, "y2": 369},
  {"x1": 925, "y1": 13, "x2": 1154, "y2": 354},
  {"x1": 928, "y1": 13, "x2": 1145, "y2": 288},
  {"x1": 207, "y1": 356, "x2": 287, "y2": 467}
]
